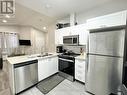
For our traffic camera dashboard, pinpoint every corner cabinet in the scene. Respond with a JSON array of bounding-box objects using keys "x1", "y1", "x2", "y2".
[
  {"x1": 87, "y1": 10, "x2": 127, "y2": 29},
  {"x1": 38, "y1": 56, "x2": 58, "y2": 81},
  {"x1": 75, "y1": 59, "x2": 86, "y2": 83},
  {"x1": 55, "y1": 24, "x2": 89, "y2": 45}
]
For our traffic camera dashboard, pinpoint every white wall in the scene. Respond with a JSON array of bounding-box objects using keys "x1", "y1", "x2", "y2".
[
  {"x1": 30, "y1": 28, "x2": 46, "y2": 54},
  {"x1": 46, "y1": 24, "x2": 56, "y2": 52},
  {"x1": 58, "y1": 0, "x2": 127, "y2": 24},
  {"x1": 19, "y1": 26, "x2": 31, "y2": 40},
  {"x1": 0, "y1": 25, "x2": 47, "y2": 55},
  {"x1": 0, "y1": 26, "x2": 19, "y2": 33},
  {"x1": 77, "y1": 0, "x2": 127, "y2": 24}
]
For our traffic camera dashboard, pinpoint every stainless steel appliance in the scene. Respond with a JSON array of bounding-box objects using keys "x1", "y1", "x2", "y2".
[
  {"x1": 19, "y1": 39, "x2": 31, "y2": 46},
  {"x1": 122, "y1": 62, "x2": 127, "y2": 95},
  {"x1": 58, "y1": 53, "x2": 79, "y2": 81},
  {"x1": 56, "y1": 46, "x2": 63, "y2": 53},
  {"x1": 86, "y1": 26, "x2": 126, "y2": 95},
  {"x1": 122, "y1": 25, "x2": 127, "y2": 95},
  {"x1": 14, "y1": 60, "x2": 38, "y2": 94},
  {"x1": 63, "y1": 35, "x2": 79, "y2": 45}
]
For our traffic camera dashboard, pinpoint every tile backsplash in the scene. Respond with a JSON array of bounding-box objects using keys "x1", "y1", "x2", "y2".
[{"x1": 63, "y1": 45, "x2": 86, "y2": 54}]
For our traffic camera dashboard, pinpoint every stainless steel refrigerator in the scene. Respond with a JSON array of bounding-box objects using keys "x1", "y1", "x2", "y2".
[{"x1": 86, "y1": 26, "x2": 126, "y2": 95}]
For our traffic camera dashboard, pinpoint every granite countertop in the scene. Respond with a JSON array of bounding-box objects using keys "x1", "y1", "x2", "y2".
[{"x1": 7, "y1": 53, "x2": 58, "y2": 65}]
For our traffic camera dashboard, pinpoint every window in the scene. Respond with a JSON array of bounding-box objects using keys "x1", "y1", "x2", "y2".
[{"x1": 0, "y1": 32, "x2": 19, "y2": 56}]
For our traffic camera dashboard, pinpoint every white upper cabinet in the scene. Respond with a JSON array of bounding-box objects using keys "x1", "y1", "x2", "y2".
[
  {"x1": 55, "y1": 27, "x2": 70, "y2": 45},
  {"x1": 87, "y1": 10, "x2": 127, "y2": 30},
  {"x1": 55, "y1": 24, "x2": 89, "y2": 45},
  {"x1": 70, "y1": 24, "x2": 89, "y2": 45}
]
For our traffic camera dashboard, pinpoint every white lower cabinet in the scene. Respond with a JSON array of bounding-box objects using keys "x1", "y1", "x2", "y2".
[
  {"x1": 75, "y1": 59, "x2": 86, "y2": 83},
  {"x1": 38, "y1": 56, "x2": 58, "y2": 81}
]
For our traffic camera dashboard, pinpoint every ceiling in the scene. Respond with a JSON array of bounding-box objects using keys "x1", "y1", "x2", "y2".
[
  {"x1": 16, "y1": 0, "x2": 113, "y2": 18},
  {"x1": 0, "y1": 4, "x2": 56, "y2": 32},
  {"x1": 0, "y1": 0, "x2": 124, "y2": 31}
]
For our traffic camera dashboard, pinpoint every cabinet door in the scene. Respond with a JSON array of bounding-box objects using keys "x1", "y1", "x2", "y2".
[
  {"x1": 87, "y1": 11, "x2": 127, "y2": 29},
  {"x1": 38, "y1": 59, "x2": 49, "y2": 81},
  {"x1": 55, "y1": 28, "x2": 70, "y2": 45},
  {"x1": 38, "y1": 57, "x2": 58, "y2": 81},
  {"x1": 75, "y1": 59, "x2": 86, "y2": 83},
  {"x1": 52, "y1": 57, "x2": 58, "y2": 73},
  {"x1": 55, "y1": 30, "x2": 60, "y2": 45},
  {"x1": 77, "y1": 24, "x2": 89, "y2": 45},
  {"x1": 48, "y1": 57, "x2": 58, "y2": 76},
  {"x1": 55, "y1": 24, "x2": 89, "y2": 45},
  {"x1": 70, "y1": 24, "x2": 89, "y2": 45}
]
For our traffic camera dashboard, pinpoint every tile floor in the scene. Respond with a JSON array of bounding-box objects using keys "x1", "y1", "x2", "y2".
[
  {"x1": 0, "y1": 61, "x2": 91, "y2": 95},
  {"x1": 20, "y1": 80, "x2": 91, "y2": 95}
]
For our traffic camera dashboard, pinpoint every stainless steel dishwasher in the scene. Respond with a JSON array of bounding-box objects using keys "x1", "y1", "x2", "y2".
[{"x1": 14, "y1": 60, "x2": 38, "y2": 94}]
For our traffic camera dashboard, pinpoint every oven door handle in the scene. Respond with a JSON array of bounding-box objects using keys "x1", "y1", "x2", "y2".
[{"x1": 59, "y1": 58, "x2": 74, "y2": 63}]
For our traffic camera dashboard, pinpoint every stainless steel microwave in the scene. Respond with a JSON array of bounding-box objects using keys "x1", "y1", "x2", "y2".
[{"x1": 63, "y1": 35, "x2": 79, "y2": 45}]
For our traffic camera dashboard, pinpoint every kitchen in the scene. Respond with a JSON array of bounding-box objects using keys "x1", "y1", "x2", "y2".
[{"x1": 0, "y1": 0, "x2": 127, "y2": 95}]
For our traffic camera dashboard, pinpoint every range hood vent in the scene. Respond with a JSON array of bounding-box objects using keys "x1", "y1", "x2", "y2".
[{"x1": 70, "y1": 13, "x2": 76, "y2": 26}]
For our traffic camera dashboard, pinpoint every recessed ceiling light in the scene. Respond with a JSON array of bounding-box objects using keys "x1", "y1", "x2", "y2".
[
  {"x1": 2, "y1": 19, "x2": 7, "y2": 23},
  {"x1": 5, "y1": 15, "x2": 10, "y2": 18},
  {"x1": 43, "y1": 27, "x2": 46, "y2": 30}
]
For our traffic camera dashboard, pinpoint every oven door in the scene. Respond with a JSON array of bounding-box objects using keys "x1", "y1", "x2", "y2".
[{"x1": 58, "y1": 58, "x2": 74, "y2": 76}]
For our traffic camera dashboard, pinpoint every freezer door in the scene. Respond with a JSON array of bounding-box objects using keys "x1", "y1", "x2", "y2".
[
  {"x1": 89, "y1": 29, "x2": 125, "y2": 57},
  {"x1": 86, "y1": 55, "x2": 123, "y2": 95}
]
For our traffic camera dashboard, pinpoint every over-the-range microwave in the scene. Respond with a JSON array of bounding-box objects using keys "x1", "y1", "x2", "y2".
[{"x1": 63, "y1": 35, "x2": 79, "y2": 45}]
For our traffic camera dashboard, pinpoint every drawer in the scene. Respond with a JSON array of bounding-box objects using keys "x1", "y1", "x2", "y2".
[
  {"x1": 76, "y1": 64, "x2": 85, "y2": 69},
  {"x1": 75, "y1": 60, "x2": 85, "y2": 67},
  {"x1": 76, "y1": 60, "x2": 85, "y2": 64}
]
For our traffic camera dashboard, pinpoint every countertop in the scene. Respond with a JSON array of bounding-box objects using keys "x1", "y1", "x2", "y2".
[
  {"x1": 75, "y1": 55, "x2": 86, "y2": 61},
  {"x1": 7, "y1": 53, "x2": 58, "y2": 65}
]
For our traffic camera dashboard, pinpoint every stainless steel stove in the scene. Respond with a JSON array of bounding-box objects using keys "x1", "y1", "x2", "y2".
[{"x1": 58, "y1": 53, "x2": 80, "y2": 81}]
